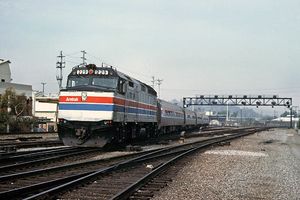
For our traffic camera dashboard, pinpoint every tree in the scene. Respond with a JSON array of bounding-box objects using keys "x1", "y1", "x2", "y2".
[{"x1": 0, "y1": 88, "x2": 33, "y2": 132}]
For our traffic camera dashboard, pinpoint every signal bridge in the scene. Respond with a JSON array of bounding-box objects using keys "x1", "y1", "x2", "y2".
[
  {"x1": 183, "y1": 95, "x2": 292, "y2": 108},
  {"x1": 183, "y1": 95, "x2": 293, "y2": 128}
]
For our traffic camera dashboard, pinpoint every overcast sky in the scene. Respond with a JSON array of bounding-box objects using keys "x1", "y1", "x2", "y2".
[{"x1": 1, "y1": 0, "x2": 299, "y2": 113}]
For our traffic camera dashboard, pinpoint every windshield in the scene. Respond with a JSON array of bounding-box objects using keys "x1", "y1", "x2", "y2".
[
  {"x1": 67, "y1": 76, "x2": 118, "y2": 91},
  {"x1": 92, "y1": 77, "x2": 118, "y2": 89},
  {"x1": 67, "y1": 77, "x2": 89, "y2": 87}
]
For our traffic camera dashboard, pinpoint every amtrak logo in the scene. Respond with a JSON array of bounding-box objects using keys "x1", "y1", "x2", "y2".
[{"x1": 81, "y1": 92, "x2": 88, "y2": 101}]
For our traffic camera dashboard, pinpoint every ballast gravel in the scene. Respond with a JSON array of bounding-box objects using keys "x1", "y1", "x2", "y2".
[{"x1": 153, "y1": 129, "x2": 300, "y2": 200}]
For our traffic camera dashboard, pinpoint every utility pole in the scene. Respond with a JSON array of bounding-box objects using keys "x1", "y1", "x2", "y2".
[
  {"x1": 290, "y1": 107, "x2": 293, "y2": 129},
  {"x1": 56, "y1": 51, "x2": 65, "y2": 90},
  {"x1": 81, "y1": 50, "x2": 87, "y2": 66},
  {"x1": 226, "y1": 102, "x2": 229, "y2": 124},
  {"x1": 240, "y1": 108, "x2": 243, "y2": 126},
  {"x1": 156, "y1": 78, "x2": 163, "y2": 99},
  {"x1": 41, "y1": 82, "x2": 46, "y2": 97},
  {"x1": 7, "y1": 95, "x2": 11, "y2": 133},
  {"x1": 151, "y1": 76, "x2": 156, "y2": 88}
]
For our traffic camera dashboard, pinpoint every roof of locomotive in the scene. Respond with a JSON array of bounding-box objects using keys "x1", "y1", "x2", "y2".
[{"x1": 69, "y1": 64, "x2": 157, "y2": 96}]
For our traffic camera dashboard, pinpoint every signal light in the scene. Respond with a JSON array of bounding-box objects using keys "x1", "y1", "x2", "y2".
[{"x1": 271, "y1": 101, "x2": 276, "y2": 108}]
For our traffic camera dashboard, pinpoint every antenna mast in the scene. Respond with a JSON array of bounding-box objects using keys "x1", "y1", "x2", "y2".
[
  {"x1": 41, "y1": 82, "x2": 46, "y2": 96},
  {"x1": 81, "y1": 50, "x2": 87, "y2": 66},
  {"x1": 56, "y1": 51, "x2": 65, "y2": 90}
]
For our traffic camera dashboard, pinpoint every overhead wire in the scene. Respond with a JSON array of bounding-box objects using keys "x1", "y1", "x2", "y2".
[{"x1": 63, "y1": 51, "x2": 82, "y2": 57}]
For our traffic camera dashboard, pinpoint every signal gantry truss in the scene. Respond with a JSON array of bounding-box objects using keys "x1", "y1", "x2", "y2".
[{"x1": 183, "y1": 95, "x2": 292, "y2": 108}]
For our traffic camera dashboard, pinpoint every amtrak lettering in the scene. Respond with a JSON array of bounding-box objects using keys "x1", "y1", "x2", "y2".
[{"x1": 66, "y1": 97, "x2": 79, "y2": 102}]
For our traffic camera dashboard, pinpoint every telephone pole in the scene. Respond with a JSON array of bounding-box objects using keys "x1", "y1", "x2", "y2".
[
  {"x1": 156, "y1": 78, "x2": 163, "y2": 99},
  {"x1": 41, "y1": 82, "x2": 46, "y2": 97},
  {"x1": 81, "y1": 50, "x2": 87, "y2": 66},
  {"x1": 56, "y1": 51, "x2": 65, "y2": 90}
]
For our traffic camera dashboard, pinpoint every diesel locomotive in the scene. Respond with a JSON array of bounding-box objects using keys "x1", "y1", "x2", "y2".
[{"x1": 58, "y1": 64, "x2": 208, "y2": 147}]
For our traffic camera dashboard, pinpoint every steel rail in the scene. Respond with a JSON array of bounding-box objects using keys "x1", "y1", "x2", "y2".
[
  {"x1": 0, "y1": 146, "x2": 70, "y2": 159},
  {"x1": 0, "y1": 148, "x2": 100, "y2": 176},
  {"x1": 0, "y1": 146, "x2": 77, "y2": 163},
  {"x1": 0, "y1": 140, "x2": 62, "y2": 148}
]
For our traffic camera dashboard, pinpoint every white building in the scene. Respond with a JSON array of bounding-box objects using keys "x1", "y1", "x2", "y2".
[
  {"x1": 0, "y1": 59, "x2": 12, "y2": 83},
  {"x1": 32, "y1": 94, "x2": 59, "y2": 132},
  {"x1": 272, "y1": 116, "x2": 299, "y2": 122},
  {"x1": 0, "y1": 59, "x2": 32, "y2": 97}
]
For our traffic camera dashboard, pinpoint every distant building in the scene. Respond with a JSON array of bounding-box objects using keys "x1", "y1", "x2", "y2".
[
  {"x1": 0, "y1": 59, "x2": 32, "y2": 97},
  {"x1": 270, "y1": 116, "x2": 299, "y2": 128},
  {"x1": 32, "y1": 94, "x2": 59, "y2": 132},
  {"x1": 0, "y1": 59, "x2": 12, "y2": 83},
  {"x1": 272, "y1": 116, "x2": 299, "y2": 122}
]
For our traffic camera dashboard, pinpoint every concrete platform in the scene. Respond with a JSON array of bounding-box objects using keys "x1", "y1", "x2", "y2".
[{"x1": 153, "y1": 128, "x2": 300, "y2": 200}]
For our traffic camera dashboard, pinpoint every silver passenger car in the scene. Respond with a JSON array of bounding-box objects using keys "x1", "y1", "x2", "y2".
[{"x1": 157, "y1": 99, "x2": 184, "y2": 133}]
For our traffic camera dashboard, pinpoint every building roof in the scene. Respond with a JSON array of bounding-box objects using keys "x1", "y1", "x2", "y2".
[
  {"x1": 0, "y1": 59, "x2": 11, "y2": 65},
  {"x1": 0, "y1": 82, "x2": 32, "y2": 97}
]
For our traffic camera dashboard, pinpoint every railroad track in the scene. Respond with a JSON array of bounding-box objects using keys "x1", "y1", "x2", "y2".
[
  {"x1": 0, "y1": 146, "x2": 68, "y2": 160},
  {"x1": 0, "y1": 147, "x2": 103, "y2": 176},
  {"x1": 0, "y1": 148, "x2": 161, "y2": 199},
  {"x1": 133, "y1": 126, "x2": 241, "y2": 146},
  {"x1": 0, "y1": 127, "x2": 269, "y2": 199}
]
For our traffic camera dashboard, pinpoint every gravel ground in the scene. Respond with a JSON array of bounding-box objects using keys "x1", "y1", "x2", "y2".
[{"x1": 153, "y1": 128, "x2": 300, "y2": 200}]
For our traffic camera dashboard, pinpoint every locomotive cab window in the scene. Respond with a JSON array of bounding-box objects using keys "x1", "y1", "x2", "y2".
[
  {"x1": 67, "y1": 76, "x2": 118, "y2": 91},
  {"x1": 67, "y1": 76, "x2": 89, "y2": 87},
  {"x1": 92, "y1": 77, "x2": 118, "y2": 89}
]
